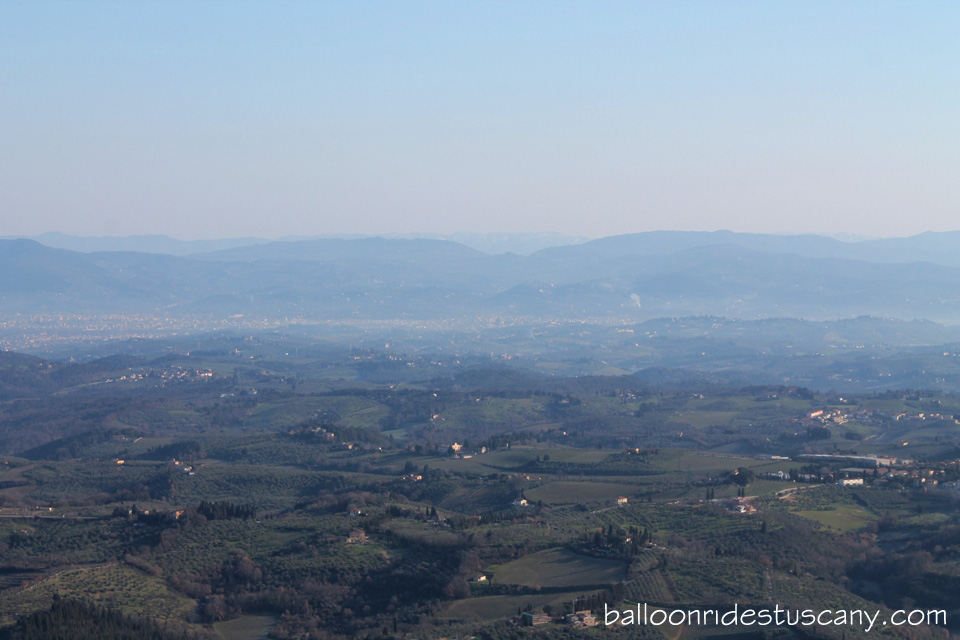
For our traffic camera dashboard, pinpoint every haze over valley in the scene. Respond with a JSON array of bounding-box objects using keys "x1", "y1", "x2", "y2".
[{"x1": 5, "y1": 3, "x2": 960, "y2": 639}]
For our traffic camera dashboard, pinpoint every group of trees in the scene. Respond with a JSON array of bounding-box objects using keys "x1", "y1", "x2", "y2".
[
  {"x1": 586, "y1": 523, "x2": 654, "y2": 558},
  {"x1": 0, "y1": 598, "x2": 206, "y2": 640},
  {"x1": 727, "y1": 467, "x2": 755, "y2": 486},
  {"x1": 196, "y1": 500, "x2": 256, "y2": 521}
]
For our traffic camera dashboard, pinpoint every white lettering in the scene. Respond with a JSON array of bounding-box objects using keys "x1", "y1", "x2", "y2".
[{"x1": 604, "y1": 604, "x2": 619, "y2": 626}]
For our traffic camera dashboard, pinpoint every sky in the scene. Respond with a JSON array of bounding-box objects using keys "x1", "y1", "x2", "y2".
[{"x1": 1, "y1": 1, "x2": 958, "y2": 240}]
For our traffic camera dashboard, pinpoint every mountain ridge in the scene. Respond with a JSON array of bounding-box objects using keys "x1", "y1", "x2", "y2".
[{"x1": 6, "y1": 231, "x2": 960, "y2": 322}]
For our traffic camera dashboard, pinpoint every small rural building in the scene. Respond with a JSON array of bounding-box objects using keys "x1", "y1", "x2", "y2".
[
  {"x1": 522, "y1": 612, "x2": 552, "y2": 626},
  {"x1": 347, "y1": 528, "x2": 368, "y2": 543}
]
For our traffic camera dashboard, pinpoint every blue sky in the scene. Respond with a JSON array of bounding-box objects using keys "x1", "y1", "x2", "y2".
[{"x1": 1, "y1": 1, "x2": 958, "y2": 239}]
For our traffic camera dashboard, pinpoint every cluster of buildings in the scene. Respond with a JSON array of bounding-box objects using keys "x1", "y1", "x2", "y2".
[
  {"x1": 868, "y1": 468, "x2": 949, "y2": 489},
  {"x1": 794, "y1": 454, "x2": 899, "y2": 468},
  {"x1": 89, "y1": 366, "x2": 216, "y2": 387},
  {"x1": 444, "y1": 442, "x2": 488, "y2": 459},
  {"x1": 892, "y1": 411, "x2": 959, "y2": 423},
  {"x1": 762, "y1": 456, "x2": 959, "y2": 488},
  {"x1": 0, "y1": 312, "x2": 256, "y2": 352},
  {"x1": 171, "y1": 459, "x2": 196, "y2": 475},
  {"x1": 297, "y1": 425, "x2": 336, "y2": 440},
  {"x1": 220, "y1": 388, "x2": 258, "y2": 398},
  {"x1": 798, "y1": 407, "x2": 885, "y2": 427},
  {"x1": 719, "y1": 497, "x2": 757, "y2": 513},
  {"x1": 520, "y1": 610, "x2": 598, "y2": 627},
  {"x1": 804, "y1": 409, "x2": 854, "y2": 425},
  {"x1": 760, "y1": 456, "x2": 956, "y2": 487},
  {"x1": 799, "y1": 407, "x2": 959, "y2": 428}
]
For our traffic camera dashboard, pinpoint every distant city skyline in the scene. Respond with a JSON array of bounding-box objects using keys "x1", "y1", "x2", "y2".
[{"x1": 2, "y1": 1, "x2": 958, "y2": 240}]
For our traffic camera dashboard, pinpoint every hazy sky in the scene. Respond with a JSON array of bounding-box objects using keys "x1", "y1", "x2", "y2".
[{"x1": 2, "y1": 1, "x2": 958, "y2": 239}]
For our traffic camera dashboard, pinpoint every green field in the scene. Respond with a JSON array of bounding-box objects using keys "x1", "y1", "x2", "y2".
[
  {"x1": 0, "y1": 563, "x2": 196, "y2": 627},
  {"x1": 669, "y1": 411, "x2": 740, "y2": 428},
  {"x1": 488, "y1": 548, "x2": 626, "y2": 588},
  {"x1": 244, "y1": 395, "x2": 389, "y2": 430},
  {"x1": 214, "y1": 614, "x2": 278, "y2": 640},
  {"x1": 406, "y1": 446, "x2": 611, "y2": 476},
  {"x1": 440, "y1": 590, "x2": 584, "y2": 620},
  {"x1": 645, "y1": 451, "x2": 760, "y2": 474},
  {"x1": 527, "y1": 481, "x2": 642, "y2": 504},
  {"x1": 793, "y1": 504, "x2": 878, "y2": 531},
  {"x1": 479, "y1": 446, "x2": 610, "y2": 467},
  {"x1": 434, "y1": 397, "x2": 544, "y2": 431}
]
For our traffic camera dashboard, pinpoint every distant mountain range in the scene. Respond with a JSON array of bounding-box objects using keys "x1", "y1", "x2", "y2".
[
  {"x1": 5, "y1": 230, "x2": 960, "y2": 323},
  {"x1": 3, "y1": 232, "x2": 265, "y2": 256},
  {"x1": 5, "y1": 231, "x2": 590, "y2": 257}
]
